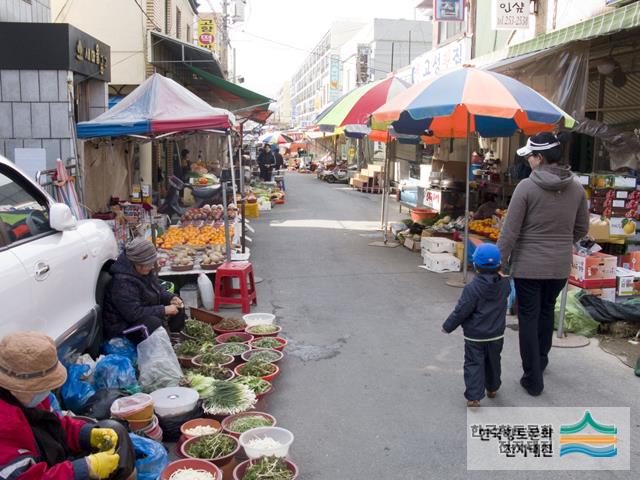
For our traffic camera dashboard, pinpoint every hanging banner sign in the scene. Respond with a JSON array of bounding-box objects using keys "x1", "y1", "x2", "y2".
[
  {"x1": 408, "y1": 37, "x2": 471, "y2": 84},
  {"x1": 434, "y1": 0, "x2": 465, "y2": 22},
  {"x1": 329, "y1": 54, "x2": 341, "y2": 101},
  {"x1": 492, "y1": 1, "x2": 530, "y2": 29},
  {"x1": 197, "y1": 17, "x2": 216, "y2": 51}
]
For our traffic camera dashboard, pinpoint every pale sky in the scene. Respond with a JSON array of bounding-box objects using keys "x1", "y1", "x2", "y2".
[{"x1": 202, "y1": 0, "x2": 421, "y2": 98}]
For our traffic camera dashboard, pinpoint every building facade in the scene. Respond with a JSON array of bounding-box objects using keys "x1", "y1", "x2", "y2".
[
  {"x1": 0, "y1": 1, "x2": 110, "y2": 167},
  {"x1": 273, "y1": 81, "x2": 292, "y2": 129}
]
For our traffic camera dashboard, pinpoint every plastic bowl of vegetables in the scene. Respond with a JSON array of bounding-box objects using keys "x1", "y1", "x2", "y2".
[
  {"x1": 234, "y1": 361, "x2": 279, "y2": 382},
  {"x1": 233, "y1": 457, "x2": 298, "y2": 480},
  {"x1": 180, "y1": 418, "x2": 222, "y2": 439},
  {"x1": 212, "y1": 342, "x2": 251, "y2": 358},
  {"x1": 174, "y1": 340, "x2": 204, "y2": 368},
  {"x1": 241, "y1": 349, "x2": 284, "y2": 364},
  {"x1": 222, "y1": 411, "x2": 277, "y2": 438},
  {"x1": 181, "y1": 319, "x2": 215, "y2": 341},
  {"x1": 181, "y1": 432, "x2": 240, "y2": 467},
  {"x1": 242, "y1": 313, "x2": 275, "y2": 327},
  {"x1": 161, "y1": 458, "x2": 222, "y2": 480},
  {"x1": 215, "y1": 332, "x2": 254, "y2": 345},
  {"x1": 231, "y1": 376, "x2": 273, "y2": 400},
  {"x1": 192, "y1": 351, "x2": 235, "y2": 368},
  {"x1": 249, "y1": 337, "x2": 287, "y2": 352},
  {"x1": 213, "y1": 318, "x2": 247, "y2": 334},
  {"x1": 244, "y1": 324, "x2": 282, "y2": 337},
  {"x1": 238, "y1": 427, "x2": 294, "y2": 459}
]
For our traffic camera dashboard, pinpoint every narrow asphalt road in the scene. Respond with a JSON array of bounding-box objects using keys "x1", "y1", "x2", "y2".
[{"x1": 247, "y1": 173, "x2": 639, "y2": 479}]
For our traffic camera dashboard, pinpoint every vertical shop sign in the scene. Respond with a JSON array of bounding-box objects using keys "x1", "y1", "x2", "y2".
[
  {"x1": 434, "y1": 0, "x2": 465, "y2": 22},
  {"x1": 492, "y1": 1, "x2": 530, "y2": 29},
  {"x1": 329, "y1": 54, "x2": 341, "y2": 101},
  {"x1": 356, "y1": 44, "x2": 370, "y2": 86},
  {"x1": 197, "y1": 17, "x2": 216, "y2": 51}
]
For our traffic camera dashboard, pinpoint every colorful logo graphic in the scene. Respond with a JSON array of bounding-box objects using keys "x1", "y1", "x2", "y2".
[{"x1": 559, "y1": 411, "x2": 617, "y2": 458}]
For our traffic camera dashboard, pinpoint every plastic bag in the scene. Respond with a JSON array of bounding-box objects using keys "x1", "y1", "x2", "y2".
[
  {"x1": 103, "y1": 337, "x2": 138, "y2": 366},
  {"x1": 137, "y1": 328, "x2": 183, "y2": 393},
  {"x1": 579, "y1": 294, "x2": 640, "y2": 324},
  {"x1": 94, "y1": 355, "x2": 138, "y2": 390},
  {"x1": 156, "y1": 403, "x2": 203, "y2": 442},
  {"x1": 129, "y1": 433, "x2": 169, "y2": 480},
  {"x1": 554, "y1": 290, "x2": 600, "y2": 337},
  {"x1": 78, "y1": 389, "x2": 127, "y2": 420},
  {"x1": 49, "y1": 392, "x2": 62, "y2": 413},
  {"x1": 61, "y1": 364, "x2": 96, "y2": 412}
]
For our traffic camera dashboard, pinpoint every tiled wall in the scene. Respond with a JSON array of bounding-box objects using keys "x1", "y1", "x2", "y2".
[{"x1": 0, "y1": 69, "x2": 73, "y2": 166}]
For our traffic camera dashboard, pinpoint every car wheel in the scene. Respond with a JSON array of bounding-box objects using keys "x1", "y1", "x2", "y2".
[{"x1": 88, "y1": 269, "x2": 112, "y2": 357}]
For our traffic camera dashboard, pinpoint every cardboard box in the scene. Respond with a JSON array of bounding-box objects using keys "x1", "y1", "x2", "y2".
[
  {"x1": 569, "y1": 252, "x2": 617, "y2": 288},
  {"x1": 609, "y1": 217, "x2": 636, "y2": 236},
  {"x1": 422, "y1": 251, "x2": 461, "y2": 273},
  {"x1": 404, "y1": 237, "x2": 421, "y2": 252},
  {"x1": 582, "y1": 287, "x2": 616, "y2": 303},
  {"x1": 421, "y1": 236, "x2": 456, "y2": 254},
  {"x1": 619, "y1": 251, "x2": 640, "y2": 272},
  {"x1": 616, "y1": 267, "x2": 640, "y2": 296}
]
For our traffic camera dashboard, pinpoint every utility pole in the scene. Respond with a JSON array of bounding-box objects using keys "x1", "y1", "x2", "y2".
[{"x1": 221, "y1": 0, "x2": 229, "y2": 78}]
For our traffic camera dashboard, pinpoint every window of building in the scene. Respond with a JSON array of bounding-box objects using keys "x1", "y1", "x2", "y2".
[
  {"x1": 437, "y1": 19, "x2": 464, "y2": 45},
  {"x1": 176, "y1": 7, "x2": 182, "y2": 39},
  {"x1": 186, "y1": 25, "x2": 191, "y2": 43},
  {"x1": 165, "y1": 0, "x2": 171, "y2": 33}
]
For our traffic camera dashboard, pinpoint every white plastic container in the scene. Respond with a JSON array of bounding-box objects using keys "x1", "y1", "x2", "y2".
[
  {"x1": 150, "y1": 387, "x2": 199, "y2": 417},
  {"x1": 422, "y1": 251, "x2": 461, "y2": 273},
  {"x1": 243, "y1": 313, "x2": 275, "y2": 327},
  {"x1": 180, "y1": 284, "x2": 199, "y2": 309},
  {"x1": 197, "y1": 273, "x2": 214, "y2": 310},
  {"x1": 239, "y1": 427, "x2": 294, "y2": 459},
  {"x1": 422, "y1": 236, "x2": 456, "y2": 254}
]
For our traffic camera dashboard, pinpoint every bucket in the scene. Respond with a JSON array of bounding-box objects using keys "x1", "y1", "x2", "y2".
[
  {"x1": 135, "y1": 414, "x2": 163, "y2": 442},
  {"x1": 110, "y1": 393, "x2": 154, "y2": 430},
  {"x1": 180, "y1": 284, "x2": 199, "y2": 310}
]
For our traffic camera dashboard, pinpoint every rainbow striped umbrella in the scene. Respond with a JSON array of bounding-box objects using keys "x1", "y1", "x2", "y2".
[
  {"x1": 373, "y1": 67, "x2": 575, "y2": 138},
  {"x1": 259, "y1": 132, "x2": 294, "y2": 145},
  {"x1": 315, "y1": 76, "x2": 409, "y2": 135}
]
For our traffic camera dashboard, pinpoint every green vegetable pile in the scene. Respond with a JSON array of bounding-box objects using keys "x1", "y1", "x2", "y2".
[
  {"x1": 223, "y1": 335, "x2": 247, "y2": 343},
  {"x1": 174, "y1": 340, "x2": 202, "y2": 357},
  {"x1": 216, "y1": 318, "x2": 246, "y2": 331},
  {"x1": 252, "y1": 338, "x2": 282, "y2": 349},
  {"x1": 201, "y1": 380, "x2": 256, "y2": 415},
  {"x1": 198, "y1": 366, "x2": 233, "y2": 380},
  {"x1": 198, "y1": 341, "x2": 218, "y2": 354},
  {"x1": 232, "y1": 375, "x2": 271, "y2": 395},
  {"x1": 227, "y1": 415, "x2": 274, "y2": 433},
  {"x1": 239, "y1": 360, "x2": 276, "y2": 377},
  {"x1": 186, "y1": 432, "x2": 236, "y2": 459},
  {"x1": 180, "y1": 372, "x2": 216, "y2": 398},
  {"x1": 242, "y1": 456, "x2": 293, "y2": 480},
  {"x1": 183, "y1": 319, "x2": 215, "y2": 339},
  {"x1": 246, "y1": 350, "x2": 280, "y2": 363},
  {"x1": 198, "y1": 351, "x2": 231, "y2": 366},
  {"x1": 214, "y1": 343, "x2": 249, "y2": 356},
  {"x1": 247, "y1": 324, "x2": 279, "y2": 335}
]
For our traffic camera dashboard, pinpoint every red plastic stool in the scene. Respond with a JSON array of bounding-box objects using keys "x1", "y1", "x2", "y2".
[{"x1": 213, "y1": 261, "x2": 257, "y2": 314}]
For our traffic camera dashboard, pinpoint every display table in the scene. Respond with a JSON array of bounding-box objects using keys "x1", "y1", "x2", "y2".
[{"x1": 157, "y1": 248, "x2": 251, "y2": 277}]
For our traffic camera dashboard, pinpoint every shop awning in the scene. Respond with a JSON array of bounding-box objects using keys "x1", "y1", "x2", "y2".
[
  {"x1": 186, "y1": 65, "x2": 273, "y2": 123},
  {"x1": 507, "y1": 2, "x2": 640, "y2": 58},
  {"x1": 150, "y1": 31, "x2": 223, "y2": 78}
]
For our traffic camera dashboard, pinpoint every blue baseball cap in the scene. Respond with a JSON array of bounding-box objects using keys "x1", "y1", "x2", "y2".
[{"x1": 472, "y1": 243, "x2": 501, "y2": 268}]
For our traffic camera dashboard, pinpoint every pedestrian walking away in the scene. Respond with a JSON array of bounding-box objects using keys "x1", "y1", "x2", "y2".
[
  {"x1": 257, "y1": 143, "x2": 276, "y2": 181},
  {"x1": 497, "y1": 132, "x2": 589, "y2": 396},
  {"x1": 442, "y1": 244, "x2": 510, "y2": 407}
]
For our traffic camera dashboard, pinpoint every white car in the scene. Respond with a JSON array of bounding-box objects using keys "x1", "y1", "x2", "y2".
[{"x1": 0, "y1": 156, "x2": 118, "y2": 362}]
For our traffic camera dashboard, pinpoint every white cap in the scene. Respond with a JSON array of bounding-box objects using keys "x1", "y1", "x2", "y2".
[{"x1": 517, "y1": 137, "x2": 560, "y2": 157}]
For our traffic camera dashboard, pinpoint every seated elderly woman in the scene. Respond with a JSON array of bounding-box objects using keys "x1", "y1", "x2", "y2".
[{"x1": 103, "y1": 238, "x2": 185, "y2": 340}]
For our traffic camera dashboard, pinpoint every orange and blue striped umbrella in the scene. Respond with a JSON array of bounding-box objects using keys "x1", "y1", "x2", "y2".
[{"x1": 372, "y1": 67, "x2": 575, "y2": 138}]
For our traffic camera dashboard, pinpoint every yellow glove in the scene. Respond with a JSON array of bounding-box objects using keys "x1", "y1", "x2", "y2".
[
  {"x1": 90, "y1": 428, "x2": 118, "y2": 452},
  {"x1": 86, "y1": 451, "x2": 120, "y2": 479}
]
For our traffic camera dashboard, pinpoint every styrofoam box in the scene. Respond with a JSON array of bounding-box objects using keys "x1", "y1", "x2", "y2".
[
  {"x1": 422, "y1": 251, "x2": 461, "y2": 273},
  {"x1": 421, "y1": 236, "x2": 456, "y2": 254}
]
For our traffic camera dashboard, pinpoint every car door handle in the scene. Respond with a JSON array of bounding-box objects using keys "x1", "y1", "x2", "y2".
[{"x1": 35, "y1": 263, "x2": 50, "y2": 280}]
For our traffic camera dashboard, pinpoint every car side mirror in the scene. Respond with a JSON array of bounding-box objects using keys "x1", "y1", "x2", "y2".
[{"x1": 49, "y1": 203, "x2": 77, "y2": 231}]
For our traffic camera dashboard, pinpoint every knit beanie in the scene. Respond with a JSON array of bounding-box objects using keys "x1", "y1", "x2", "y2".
[{"x1": 126, "y1": 238, "x2": 158, "y2": 265}]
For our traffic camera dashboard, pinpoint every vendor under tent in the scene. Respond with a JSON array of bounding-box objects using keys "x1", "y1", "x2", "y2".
[{"x1": 372, "y1": 66, "x2": 575, "y2": 284}]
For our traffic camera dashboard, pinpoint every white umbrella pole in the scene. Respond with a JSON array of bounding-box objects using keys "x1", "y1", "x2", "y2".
[{"x1": 227, "y1": 134, "x2": 237, "y2": 203}]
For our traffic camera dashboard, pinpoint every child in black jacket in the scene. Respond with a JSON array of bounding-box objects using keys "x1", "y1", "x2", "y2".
[{"x1": 442, "y1": 243, "x2": 510, "y2": 407}]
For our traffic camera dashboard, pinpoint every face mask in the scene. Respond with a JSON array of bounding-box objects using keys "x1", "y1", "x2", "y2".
[{"x1": 25, "y1": 391, "x2": 51, "y2": 408}]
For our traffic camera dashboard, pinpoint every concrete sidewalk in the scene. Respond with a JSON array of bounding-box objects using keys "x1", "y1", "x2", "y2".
[{"x1": 246, "y1": 173, "x2": 639, "y2": 479}]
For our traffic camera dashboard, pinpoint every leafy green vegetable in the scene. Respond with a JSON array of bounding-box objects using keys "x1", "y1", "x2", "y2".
[
  {"x1": 215, "y1": 318, "x2": 246, "y2": 331},
  {"x1": 223, "y1": 335, "x2": 246, "y2": 343},
  {"x1": 174, "y1": 340, "x2": 202, "y2": 357},
  {"x1": 214, "y1": 342, "x2": 250, "y2": 356},
  {"x1": 183, "y1": 319, "x2": 215, "y2": 339},
  {"x1": 186, "y1": 432, "x2": 236, "y2": 459},
  {"x1": 242, "y1": 456, "x2": 293, "y2": 480},
  {"x1": 227, "y1": 415, "x2": 274, "y2": 433},
  {"x1": 239, "y1": 360, "x2": 276, "y2": 377},
  {"x1": 180, "y1": 372, "x2": 216, "y2": 398},
  {"x1": 247, "y1": 325, "x2": 279, "y2": 334},
  {"x1": 252, "y1": 338, "x2": 282, "y2": 349},
  {"x1": 245, "y1": 350, "x2": 280, "y2": 363},
  {"x1": 200, "y1": 366, "x2": 233, "y2": 380},
  {"x1": 198, "y1": 351, "x2": 231, "y2": 366},
  {"x1": 232, "y1": 375, "x2": 271, "y2": 395},
  {"x1": 201, "y1": 381, "x2": 256, "y2": 415}
]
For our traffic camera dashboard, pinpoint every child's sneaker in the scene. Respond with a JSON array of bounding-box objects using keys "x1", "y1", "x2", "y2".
[
  {"x1": 467, "y1": 400, "x2": 480, "y2": 407},
  {"x1": 486, "y1": 390, "x2": 498, "y2": 398}
]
